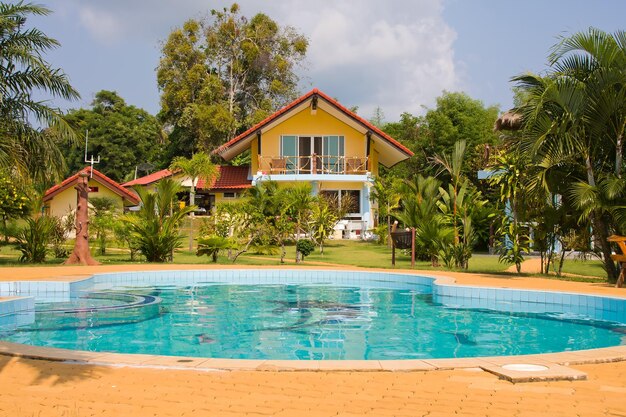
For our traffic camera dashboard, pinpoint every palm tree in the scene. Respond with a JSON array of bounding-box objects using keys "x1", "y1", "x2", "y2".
[
  {"x1": 123, "y1": 179, "x2": 195, "y2": 262},
  {"x1": 285, "y1": 183, "x2": 314, "y2": 240},
  {"x1": 431, "y1": 140, "x2": 467, "y2": 244},
  {"x1": 169, "y1": 152, "x2": 219, "y2": 250},
  {"x1": 370, "y1": 176, "x2": 400, "y2": 247},
  {"x1": 512, "y1": 28, "x2": 626, "y2": 281},
  {"x1": 0, "y1": 2, "x2": 79, "y2": 183}
]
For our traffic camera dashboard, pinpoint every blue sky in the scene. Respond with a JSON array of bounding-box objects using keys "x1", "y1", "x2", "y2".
[{"x1": 30, "y1": 0, "x2": 625, "y2": 122}]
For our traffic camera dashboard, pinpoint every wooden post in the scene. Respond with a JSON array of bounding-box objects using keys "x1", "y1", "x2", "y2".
[
  {"x1": 65, "y1": 172, "x2": 100, "y2": 265},
  {"x1": 607, "y1": 235, "x2": 626, "y2": 288},
  {"x1": 391, "y1": 221, "x2": 398, "y2": 267},
  {"x1": 411, "y1": 227, "x2": 416, "y2": 268}
]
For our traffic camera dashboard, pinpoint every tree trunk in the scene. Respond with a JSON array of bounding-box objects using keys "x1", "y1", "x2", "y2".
[
  {"x1": 585, "y1": 155, "x2": 618, "y2": 281},
  {"x1": 280, "y1": 242, "x2": 286, "y2": 263},
  {"x1": 188, "y1": 186, "x2": 195, "y2": 251},
  {"x1": 592, "y1": 211, "x2": 618, "y2": 282},
  {"x1": 65, "y1": 174, "x2": 100, "y2": 265}
]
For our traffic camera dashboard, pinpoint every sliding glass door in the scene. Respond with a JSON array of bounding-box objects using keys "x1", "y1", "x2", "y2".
[{"x1": 281, "y1": 135, "x2": 344, "y2": 174}]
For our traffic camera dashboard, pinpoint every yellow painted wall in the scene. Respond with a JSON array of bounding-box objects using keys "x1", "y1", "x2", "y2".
[
  {"x1": 251, "y1": 137, "x2": 259, "y2": 173},
  {"x1": 261, "y1": 107, "x2": 367, "y2": 159},
  {"x1": 318, "y1": 181, "x2": 363, "y2": 191},
  {"x1": 213, "y1": 192, "x2": 242, "y2": 206},
  {"x1": 46, "y1": 179, "x2": 127, "y2": 217}
]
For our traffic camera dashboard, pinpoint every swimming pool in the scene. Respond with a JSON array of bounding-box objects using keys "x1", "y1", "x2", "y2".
[{"x1": 0, "y1": 269, "x2": 625, "y2": 360}]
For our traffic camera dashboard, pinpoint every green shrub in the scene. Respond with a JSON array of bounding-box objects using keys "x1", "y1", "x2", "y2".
[
  {"x1": 197, "y1": 235, "x2": 237, "y2": 262},
  {"x1": 296, "y1": 239, "x2": 315, "y2": 259},
  {"x1": 13, "y1": 217, "x2": 53, "y2": 263}
]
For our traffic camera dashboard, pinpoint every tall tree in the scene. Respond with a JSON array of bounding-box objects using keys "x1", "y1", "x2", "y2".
[
  {"x1": 513, "y1": 28, "x2": 626, "y2": 282},
  {"x1": 157, "y1": 3, "x2": 308, "y2": 157},
  {"x1": 383, "y1": 93, "x2": 500, "y2": 183},
  {"x1": 0, "y1": 1, "x2": 79, "y2": 183},
  {"x1": 63, "y1": 91, "x2": 165, "y2": 182}
]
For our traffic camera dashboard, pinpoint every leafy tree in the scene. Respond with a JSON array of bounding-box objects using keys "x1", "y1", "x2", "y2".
[
  {"x1": 284, "y1": 183, "x2": 313, "y2": 241},
  {"x1": 157, "y1": 3, "x2": 308, "y2": 156},
  {"x1": 63, "y1": 90, "x2": 165, "y2": 182},
  {"x1": 123, "y1": 179, "x2": 195, "y2": 262},
  {"x1": 296, "y1": 239, "x2": 315, "y2": 260},
  {"x1": 0, "y1": 1, "x2": 79, "y2": 183},
  {"x1": 370, "y1": 176, "x2": 400, "y2": 246},
  {"x1": 89, "y1": 196, "x2": 117, "y2": 256},
  {"x1": 384, "y1": 93, "x2": 500, "y2": 183},
  {"x1": 308, "y1": 197, "x2": 338, "y2": 254},
  {"x1": 381, "y1": 112, "x2": 424, "y2": 179},
  {"x1": 0, "y1": 171, "x2": 30, "y2": 241},
  {"x1": 369, "y1": 106, "x2": 386, "y2": 128}
]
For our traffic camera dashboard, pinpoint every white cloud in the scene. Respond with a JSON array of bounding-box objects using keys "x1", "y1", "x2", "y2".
[
  {"x1": 78, "y1": 7, "x2": 124, "y2": 45},
  {"x1": 47, "y1": 0, "x2": 460, "y2": 120},
  {"x1": 276, "y1": 0, "x2": 459, "y2": 119}
]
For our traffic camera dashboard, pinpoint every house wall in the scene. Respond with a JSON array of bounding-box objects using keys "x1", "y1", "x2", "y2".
[
  {"x1": 46, "y1": 179, "x2": 126, "y2": 218},
  {"x1": 260, "y1": 107, "x2": 367, "y2": 159}
]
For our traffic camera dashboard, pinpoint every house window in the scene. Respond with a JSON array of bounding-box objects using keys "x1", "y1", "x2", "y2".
[
  {"x1": 90, "y1": 186, "x2": 99, "y2": 193},
  {"x1": 319, "y1": 189, "x2": 361, "y2": 216},
  {"x1": 223, "y1": 192, "x2": 237, "y2": 198},
  {"x1": 281, "y1": 135, "x2": 344, "y2": 174}
]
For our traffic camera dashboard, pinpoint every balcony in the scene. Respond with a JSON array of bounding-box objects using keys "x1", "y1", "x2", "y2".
[{"x1": 258, "y1": 155, "x2": 368, "y2": 176}]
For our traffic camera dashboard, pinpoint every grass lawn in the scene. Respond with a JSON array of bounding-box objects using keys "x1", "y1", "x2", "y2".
[
  {"x1": 0, "y1": 239, "x2": 610, "y2": 281},
  {"x1": 560, "y1": 258, "x2": 606, "y2": 278},
  {"x1": 0, "y1": 239, "x2": 514, "y2": 273}
]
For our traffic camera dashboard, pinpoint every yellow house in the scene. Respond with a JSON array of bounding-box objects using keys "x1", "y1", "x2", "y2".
[
  {"x1": 214, "y1": 88, "x2": 413, "y2": 235},
  {"x1": 43, "y1": 167, "x2": 140, "y2": 217}
]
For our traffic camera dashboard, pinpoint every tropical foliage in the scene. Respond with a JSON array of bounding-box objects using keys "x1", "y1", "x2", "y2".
[
  {"x1": 509, "y1": 28, "x2": 626, "y2": 281},
  {"x1": 123, "y1": 179, "x2": 195, "y2": 262},
  {"x1": 12, "y1": 216, "x2": 54, "y2": 263},
  {"x1": 0, "y1": 1, "x2": 79, "y2": 183},
  {"x1": 63, "y1": 91, "x2": 166, "y2": 182}
]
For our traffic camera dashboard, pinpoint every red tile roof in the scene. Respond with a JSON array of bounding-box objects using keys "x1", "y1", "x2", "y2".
[
  {"x1": 122, "y1": 168, "x2": 173, "y2": 187},
  {"x1": 197, "y1": 165, "x2": 251, "y2": 190},
  {"x1": 213, "y1": 88, "x2": 414, "y2": 158},
  {"x1": 44, "y1": 167, "x2": 140, "y2": 205}
]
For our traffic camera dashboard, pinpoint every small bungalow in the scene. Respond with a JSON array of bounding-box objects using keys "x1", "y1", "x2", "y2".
[
  {"x1": 122, "y1": 165, "x2": 252, "y2": 213},
  {"x1": 43, "y1": 167, "x2": 140, "y2": 217}
]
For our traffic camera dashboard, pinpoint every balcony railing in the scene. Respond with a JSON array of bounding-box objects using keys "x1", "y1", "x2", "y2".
[{"x1": 258, "y1": 155, "x2": 368, "y2": 175}]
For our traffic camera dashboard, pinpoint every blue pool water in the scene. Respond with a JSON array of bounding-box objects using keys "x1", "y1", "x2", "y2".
[{"x1": 1, "y1": 270, "x2": 625, "y2": 360}]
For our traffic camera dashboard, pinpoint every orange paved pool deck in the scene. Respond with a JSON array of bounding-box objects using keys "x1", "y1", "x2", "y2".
[{"x1": 1, "y1": 264, "x2": 626, "y2": 417}]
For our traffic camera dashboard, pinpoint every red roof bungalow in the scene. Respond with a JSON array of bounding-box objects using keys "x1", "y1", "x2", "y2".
[
  {"x1": 123, "y1": 165, "x2": 252, "y2": 213},
  {"x1": 43, "y1": 167, "x2": 140, "y2": 217}
]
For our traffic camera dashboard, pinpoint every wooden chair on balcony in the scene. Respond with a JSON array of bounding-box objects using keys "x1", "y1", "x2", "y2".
[
  {"x1": 270, "y1": 157, "x2": 287, "y2": 174},
  {"x1": 258, "y1": 157, "x2": 272, "y2": 174},
  {"x1": 345, "y1": 157, "x2": 367, "y2": 174},
  {"x1": 608, "y1": 235, "x2": 626, "y2": 288}
]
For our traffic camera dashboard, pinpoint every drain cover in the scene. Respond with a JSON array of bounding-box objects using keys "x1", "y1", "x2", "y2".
[{"x1": 501, "y1": 363, "x2": 549, "y2": 372}]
